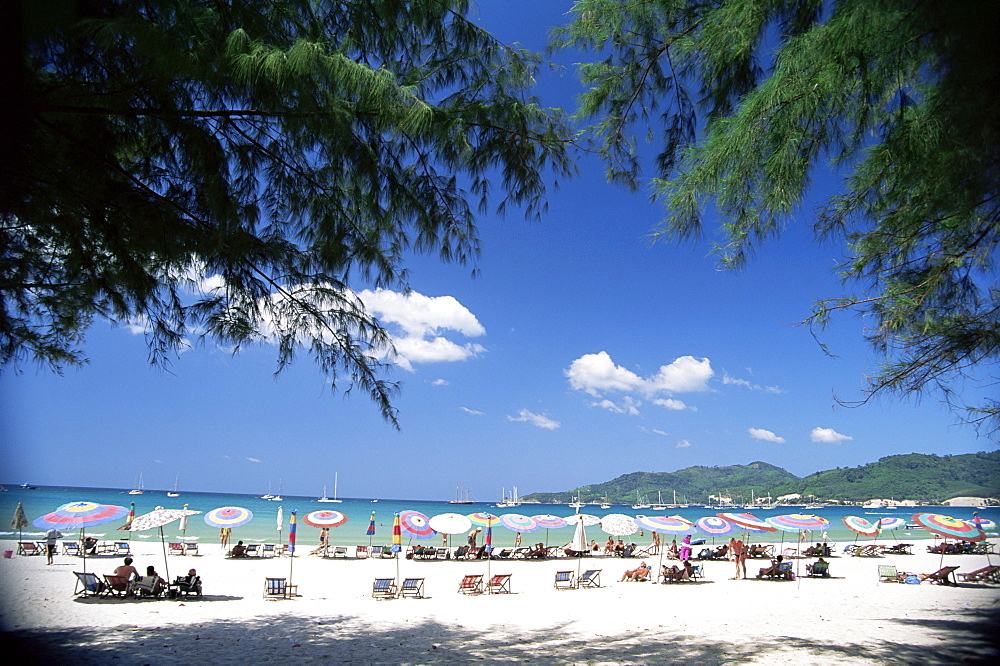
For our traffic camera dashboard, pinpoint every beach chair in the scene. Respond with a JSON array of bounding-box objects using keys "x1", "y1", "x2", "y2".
[
  {"x1": 372, "y1": 578, "x2": 397, "y2": 599},
  {"x1": 511, "y1": 547, "x2": 530, "y2": 559},
  {"x1": 63, "y1": 541, "x2": 80, "y2": 556},
  {"x1": 923, "y1": 566, "x2": 959, "y2": 586},
  {"x1": 132, "y1": 576, "x2": 164, "y2": 598},
  {"x1": 458, "y1": 574, "x2": 483, "y2": 595},
  {"x1": 878, "y1": 565, "x2": 902, "y2": 583},
  {"x1": 782, "y1": 548, "x2": 800, "y2": 559},
  {"x1": 957, "y1": 566, "x2": 1000, "y2": 583},
  {"x1": 435, "y1": 547, "x2": 451, "y2": 560},
  {"x1": 454, "y1": 546, "x2": 469, "y2": 559},
  {"x1": 496, "y1": 548, "x2": 513, "y2": 558},
  {"x1": 17, "y1": 542, "x2": 42, "y2": 556},
  {"x1": 487, "y1": 574, "x2": 512, "y2": 594},
  {"x1": 355, "y1": 545, "x2": 369, "y2": 559},
  {"x1": 881, "y1": 543, "x2": 912, "y2": 555},
  {"x1": 806, "y1": 561, "x2": 830, "y2": 577},
  {"x1": 114, "y1": 542, "x2": 132, "y2": 557},
  {"x1": 169, "y1": 542, "x2": 185, "y2": 556},
  {"x1": 381, "y1": 546, "x2": 397, "y2": 559},
  {"x1": 245, "y1": 544, "x2": 261, "y2": 557},
  {"x1": 73, "y1": 571, "x2": 104, "y2": 597},
  {"x1": 400, "y1": 577, "x2": 425, "y2": 599},
  {"x1": 691, "y1": 563, "x2": 704, "y2": 580},
  {"x1": 260, "y1": 544, "x2": 277, "y2": 558},
  {"x1": 264, "y1": 577, "x2": 289, "y2": 599},
  {"x1": 332, "y1": 546, "x2": 348, "y2": 558},
  {"x1": 102, "y1": 574, "x2": 132, "y2": 599},
  {"x1": 173, "y1": 575, "x2": 202, "y2": 598},
  {"x1": 183, "y1": 542, "x2": 199, "y2": 556},
  {"x1": 554, "y1": 571, "x2": 576, "y2": 590},
  {"x1": 579, "y1": 569, "x2": 602, "y2": 588},
  {"x1": 467, "y1": 547, "x2": 484, "y2": 560}
]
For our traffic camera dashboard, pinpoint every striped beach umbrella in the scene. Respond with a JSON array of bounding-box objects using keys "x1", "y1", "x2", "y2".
[
  {"x1": 878, "y1": 517, "x2": 906, "y2": 530},
  {"x1": 499, "y1": 513, "x2": 540, "y2": 533},
  {"x1": 117, "y1": 502, "x2": 136, "y2": 532},
  {"x1": 203, "y1": 506, "x2": 253, "y2": 529},
  {"x1": 842, "y1": 516, "x2": 880, "y2": 538},
  {"x1": 302, "y1": 510, "x2": 348, "y2": 528},
  {"x1": 563, "y1": 514, "x2": 601, "y2": 527},
  {"x1": 911, "y1": 513, "x2": 985, "y2": 542},
  {"x1": 468, "y1": 512, "x2": 501, "y2": 527},
  {"x1": 716, "y1": 512, "x2": 777, "y2": 532},
  {"x1": 636, "y1": 515, "x2": 694, "y2": 535},
  {"x1": 968, "y1": 514, "x2": 996, "y2": 531},
  {"x1": 768, "y1": 513, "x2": 830, "y2": 531},
  {"x1": 399, "y1": 510, "x2": 436, "y2": 540},
  {"x1": 391, "y1": 512, "x2": 402, "y2": 553},
  {"x1": 34, "y1": 501, "x2": 129, "y2": 574},
  {"x1": 695, "y1": 516, "x2": 737, "y2": 537},
  {"x1": 485, "y1": 519, "x2": 493, "y2": 554},
  {"x1": 532, "y1": 514, "x2": 569, "y2": 529}
]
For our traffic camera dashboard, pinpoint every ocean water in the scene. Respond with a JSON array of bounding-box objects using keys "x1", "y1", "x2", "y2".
[{"x1": 1, "y1": 485, "x2": 996, "y2": 550}]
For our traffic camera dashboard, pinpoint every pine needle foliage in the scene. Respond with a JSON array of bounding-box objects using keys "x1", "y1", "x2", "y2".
[
  {"x1": 557, "y1": 0, "x2": 1000, "y2": 437},
  {"x1": 1, "y1": 0, "x2": 573, "y2": 425}
]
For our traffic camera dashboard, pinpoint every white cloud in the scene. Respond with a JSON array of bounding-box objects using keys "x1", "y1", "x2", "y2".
[
  {"x1": 592, "y1": 396, "x2": 641, "y2": 415},
  {"x1": 676, "y1": 439, "x2": 692, "y2": 448},
  {"x1": 246, "y1": 457, "x2": 261, "y2": 463},
  {"x1": 723, "y1": 373, "x2": 783, "y2": 393},
  {"x1": 748, "y1": 427, "x2": 786, "y2": 444},
  {"x1": 507, "y1": 409, "x2": 560, "y2": 430},
  {"x1": 810, "y1": 427, "x2": 853, "y2": 444},
  {"x1": 653, "y1": 398, "x2": 690, "y2": 411},
  {"x1": 566, "y1": 352, "x2": 713, "y2": 398},
  {"x1": 431, "y1": 379, "x2": 449, "y2": 386},
  {"x1": 460, "y1": 406, "x2": 484, "y2": 416}
]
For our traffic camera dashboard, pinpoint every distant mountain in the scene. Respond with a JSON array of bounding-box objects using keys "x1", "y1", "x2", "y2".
[{"x1": 521, "y1": 451, "x2": 1000, "y2": 504}]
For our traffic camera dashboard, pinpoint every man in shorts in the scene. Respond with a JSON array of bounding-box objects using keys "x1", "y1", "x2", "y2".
[
  {"x1": 44, "y1": 528, "x2": 64, "y2": 565},
  {"x1": 730, "y1": 536, "x2": 747, "y2": 579}
]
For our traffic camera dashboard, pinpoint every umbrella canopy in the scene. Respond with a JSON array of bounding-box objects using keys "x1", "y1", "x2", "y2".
[
  {"x1": 716, "y1": 512, "x2": 777, "y2": 532},
  {"x1": 302, "y1": 510, "x2": 348, "y2": 528},
  {"x1": 968, "y1": 515, "x2": 996, "y2": 531},
  {"x1": 531, "y1": 514, "x2": 568, "y2": 529},
  {"x1": 563, "y1": 514, "x2": 601, "y2": 527},
  {"x1": 468, "y1": 512, "x2": 501, "y2": 527},
  {"x1": 130, "y1": 507, "x2": 201, "y2": 532},
  {"x1": 33, "y1": 501, "x2": 129, "y2": 530},
  {"x1": 570, "y1": 518, "x2": 588, "y2": 552},
  {"x1": 10, "y1": 502, "x2": 28, "y2": 531},
  {"x1": 767, "y1": 513, "x2": 831, "y2": 531},
  {"x1": 695, "y1": 516, "x2": 736, "y2": 537},
  {"x1": 391, "y1": 513, "x2": 402, "y2": 552},
  {"x1": 117, "y1": 503, "x2": 136, "y2": 531},
  {"x1": 842, "y1": 516, "x2": 880, "y2": 537},
  {"x1": 288, "y1": 510, "x2": 298, "y2": 555},
  {"x1": 203, "y1": 506, "x2": 253, "y2": 528},
  {"x1": 877, "y1": 517, "x2": 907, "y2": 530},
  {"x1": 399, "y1": 510, "x2": 436, "y2": 540},
  {"x1": 600, "y1": 513, "x2": 639, "y2": 537},
  {"x1": 430, "y1": 513, "x2": 473, "y2": 534},
  {"x1": 484, "y1": 520, "x2": 493, "y2": 554},
  {"x1": 277, "y1": 506, "x2": 284, "y2": 532},
  {"x1": 911, "y1": 512, "x2": 985, "y2": 542},
  {"x1": 499, "y1": 514, "x2": 540, "y2": 533},
  {"x1": 636, "y1": 515, "x2": 694, "y2": 535},
  {"x1": 366, "y1": 511, "x2": 376, "y2": 536}
]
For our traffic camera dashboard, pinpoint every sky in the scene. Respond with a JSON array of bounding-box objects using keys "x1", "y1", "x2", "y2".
[{"x1": 1, "y1": 1, "x2": 993, "y2": 501}]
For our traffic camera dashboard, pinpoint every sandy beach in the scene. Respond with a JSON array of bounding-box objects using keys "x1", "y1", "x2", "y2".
[{"x1": 1, "y1": 538, "x2": 998, "y2": 664}]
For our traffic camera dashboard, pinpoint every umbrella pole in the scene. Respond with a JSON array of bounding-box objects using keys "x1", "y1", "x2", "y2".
[
  {"x1": 160, "y1": 526, "x2": 171, "y2": 583},
  {"x1": 81, "y1": 528, "x2": 87, "y2": 575}
]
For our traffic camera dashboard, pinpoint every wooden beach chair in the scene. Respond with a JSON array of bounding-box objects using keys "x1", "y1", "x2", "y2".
[
  {"x1": 435, "y1": 547, "x2": 451, "y2": 559},
  {"x1": 184, "y1": 542, "x2": 199, "y2": 556},
  {"x1": 245, "y1": 543, "x2": 261, "y2": 557},
  {"x1": 263, "y1": 577, "x2": 289, "y2": 599},
  {"x1": 554, "y1": 571, "x2": 576, "y2": 590},
  {"x1": 806, "y1": 561, "x2": 830, "y2": 577},
  {"x1": 102, "y1": 574, "x2": 131, "y2": 598},
  {"x1": 511, "y1": 547, "x2": 531, "y2": 559},
  {"x1": 168, "y1": 542, "x2": 185, "y2": 556},
  {"x1": 73, "y1": 571, "x2": 104, "y2": 597},
  {"x1": 487, "y1": 574, "x2": 512, "y2": 594},
  {"x1": 132, "y1": 575, "x2": 164, "y2": 598},
  {"x1": 114, "y1": 542, "x2": 132, "y2": 557},
  {"x1": 17, "y1": 542, "x2": 42, "y2": 556},
  {"x1": 957, "y1": 566, "x2": 1000, "y2": 583},
  {"x1": 63, "y1": 541, "x2": 80, "y2": 556},
  {"x1": 579, "y1": 569, "x2": 602, "y2": 588},
  {"x1": 400, "y1": 578, "x2": 425, "y2": 598},
  {"x1": 458, "y1": 574, "x2": 483, "y2": 595},
  {"x1": 355, "y1": 545, "x2": 369, "y2": 558},
  {"x1": 878, "y1": 565, "x2": 903, "y2": 583},
  {"x1": 923, "y1": 566, "x2": 959, "y2": 586},
  {"x1": 332, "y1": 546, "x2": 348, "y2": 558},
  {"x1": 453, "y1": 546, "x2": 469, "y2": 559},
  {"x1": 372, "y1": 578, "x2": 397, "y2": 599}
]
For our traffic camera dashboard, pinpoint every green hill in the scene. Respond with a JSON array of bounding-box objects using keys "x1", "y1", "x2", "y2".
[{"x1": 521, "y1": 451, "x2": 1000, "y2": 504}]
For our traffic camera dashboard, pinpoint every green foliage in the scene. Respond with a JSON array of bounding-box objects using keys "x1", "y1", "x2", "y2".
[
  {"x1": 523, "y1": 452, "x2": 1000, "y2": 504},
  {"x1": 1, "y1": 0, "x2": 573, "y2": 424},
  {"x1": 557, "y1": 0, "x2": 1000, "y2": 436}
]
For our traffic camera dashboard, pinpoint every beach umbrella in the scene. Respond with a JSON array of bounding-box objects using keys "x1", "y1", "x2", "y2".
[
  {"x1": 563, "y1": 514, "x2": 601, "y2": 527},
  {"x1": 717, "y1": 512, "x2": 777, "y2": 535},
  {"x1": 10, "y1": 502, "x2": 28, "y2": 543},
  {"x1": 116, "y1": 502, "x2": 136, "y2": 536},
  {"x1": 570, "y1": 518, "x2": 588, "y2": 585},
  {"x1": 878, "y1": 517, "x2": 906, "y2": 530},
  {"x1": 695, "y1": 516, "x2": 736, "y2": 538},
  {"x1": 484, "y1": 518, "x2": 493, "y2": 555},
  {"x1": 367, "y1": 511, "x2": 376, "y2": 547},
  {"x1": 276, "y1": 506, "x2": 284, "y2": 544},
  {"x1": 391, "y1": 513, "x2": 402, "y2": 554},
  {"x1": 302, "y1": 510, "x2": 349, "y2": 528},
  {"x1": 33, "y1": 501, "x2": 129, "y2": 574},
  {"x1": 179, "y1": 504, "x2": 192, "y2": 542},
  {"x1": 600, "y1": 513, "x2": 639, "y2": 537},
  {"x1": 768, "y1": 514, "x2": 831, "y2": 531},
  {"x1": 636, "y1": 515, "x2": 694, "y2": 535},
  {"x1": 288, "y1": 510, "x2": 297, "y2": 589},
  {"x1": 911, "y1": 513, "x2": 985, "y2": 542},
  {"x1": 468, "y1": 512, "x2": 501, "y2": 527},
  {"x1": 399, "y1": 510, "x2": 436, "y2": 540},
  {"x1": 430, "y1": 513, "x2": 472, "y2": 548},
  {"x1": 966, "y1": 514, "x2": 996, "y2": 531},
  {"x1": 499, "y1": 514, "x2": 540, "y2": 533},
  {"x1": 532, "y1": 514, "x2": 569, "y2": 546},
  {"x1": 130, "y1": 506, "x2": 201, "y2": 582},
  {"x1": 842, "y1": 516, "x2": 880, "y2": 539},
  {"x1": 204, "y1": 506, "x2": 253, "y2": 529}
]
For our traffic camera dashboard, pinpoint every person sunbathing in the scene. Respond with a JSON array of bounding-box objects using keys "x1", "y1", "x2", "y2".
[
  {"x1": 711, "y1": 544, "x2": 728, "y2": 559},
  {"x1": 663, "y1": 560, "x2": 696, "y2": 582},
  {"x1": 620, "y1": 561, "x2": 651, "y2": 582},
  {"x1": 756, "y1": 555, "x2": 786, "y2": 579}
]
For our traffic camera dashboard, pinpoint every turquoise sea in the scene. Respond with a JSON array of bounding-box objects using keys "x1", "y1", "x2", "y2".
[{"x1": 2, "y1": 485, "x2": 996, "y2": 549}]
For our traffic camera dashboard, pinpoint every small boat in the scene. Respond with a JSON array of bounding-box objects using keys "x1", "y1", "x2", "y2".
[
  {"x1": 20, "y1": 483, "x2": 37, "y2": 490},
  {"x1": 449, "y1": 485, "x2": 475, "y2": 504},
  {"x1": 129, "y1": 473, "x2": 145, "y2": 495},
  {"x1": 260, "y1": 481, "x2": 274, "y2": 500},
  {"x1": 318, "y1": 473, "x2": 343, "y2": 503},
  {"x1": 496, "y1": 486, "x2": 520, "y2": 508},
  {"x1": 167, "y1": 475, "x2": 180, "y2": 497},
  {"x1": 371, "y1": 499, "x2": 378, "y2": 503},
  {"x1": 268, "y1": 480, "x2": 283, "y2": 501}
]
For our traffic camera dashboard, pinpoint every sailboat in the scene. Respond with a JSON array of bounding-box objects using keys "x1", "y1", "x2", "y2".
[
  {"x1": 448, "y1": 484, "x2": 475, "y2": 504},
  {"x1": 269, "y1": 479, "x2": 283, "y2": 501},
  {"x1": 318, "y1": 473, "x2": 343, "y2": 503},
  {"x1": 743, "y1": 488, "x2": 760, "y2": 510},
  {"x1": 128, "y1": 473, "x2": 144, "y2": 495},
  {"x1": 651, "y1": 491, "x2": 667, "y2": 511},
  {"x1": 260, "y1": 481, "x2": 274, "y2": 500},
  {"x1": 166, "y1": 475, "x2": 180, "y2": 497},
  {"x1": 496, "y1": 486, "x2": 520, "y2": 508},
  {"x1": 631, "y1": 490, "x2": 650, "y2": 510}
]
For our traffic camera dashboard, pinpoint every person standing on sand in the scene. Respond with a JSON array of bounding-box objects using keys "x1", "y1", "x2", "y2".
[
  {"x1": 44, "y1": 528, "x2": 63, "y2": 565},
  {"x1": 219, "y1": 527, "x2": 231, "y2": 550},
  {"x1": 515, "y1": 532, "x2": 522, "y2": 548},
  {"x1": 730, "y1": 537, "x2": 747, "y2": 579}
]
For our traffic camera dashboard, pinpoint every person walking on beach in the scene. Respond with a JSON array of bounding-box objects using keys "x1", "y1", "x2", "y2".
[
  {"x1": 219, "y1": 527, "x2": 231, "y2": 550},
  {"x1": 730, "y1": 537, "x2": 747, "y2": 579},
  {"x1": 44, "y1": 528, "x2": 63, "y2": 565}
]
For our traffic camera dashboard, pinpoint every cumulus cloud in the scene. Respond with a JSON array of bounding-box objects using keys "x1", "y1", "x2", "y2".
[
  {"x1": 507, "y1": 409, "x2": 560, "y2": 430},
  {"x1": 748, "y1": 427, "x2": 786, "y2": 444},
  {"x1": 653, "y1": 398, "x2": 691, "y2": 411},
  {"x1": 592, "y1": 396, "x2": 641, "y2": 415},
  {"x1": 246, "y1": 457, "x2": 261, "y2": 463},
  {"x1": 811, "y1": 427, "x2": 853, "y2": 443},
  {"x1": 565, "y1": 351, "x2": 713, "y2": 409},
  {"x1": 460, "y1": 406, "x2": 484, "y2": 416},
  {"x1": 676, "y1": 439, "x2": 692, "y2": 448}
]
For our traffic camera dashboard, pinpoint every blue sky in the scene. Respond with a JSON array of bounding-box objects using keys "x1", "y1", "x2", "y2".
[{"x1": 0, "y1": 1, "x2": 991, "y2": 501}]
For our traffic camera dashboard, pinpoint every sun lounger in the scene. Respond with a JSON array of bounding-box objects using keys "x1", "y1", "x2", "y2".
[
  {"x1": 922, "y1": 566, "x2": 959, "y2": 585},
  {"x1": 183, "y1": 542, "x2": 199, "y2": 556},
  {"x1": 458, "y1": 574, "x2": 484, "y2": 595},
  {"x1": 554, "y1": 571, "x2": 575, "y2": 590},
  {"x1": 17, "y1": 542, "x2": 42, "y2": 556},
  {"x1": 748, "y1": 544, "x2": 774, "y2": 559},
  {"x1": 400, "y1": 577, "x2": 425, "y2": 598},
  {"x1": 853, "y1": 544, "x2": 882, "y2": 557},
  {"x1": 579, "y1": 569, "x2": 601, "y2": 588},
  {"x1": 102, "y1": 574, "x2": 132, "y2": 598},
  {"x1": 355, "y1": 545, "x2": 370, "y2": 558},
  {"x1": 169, "y1": 542, "x2": 185, "y2": 556},
  {"x1": 372, "y1": 578, "x2": 397, "y2": 599},
  {"x1": 511, "y1": 547, "x2": 530, "y2": 559},
  {"x1": 245, "y1": 544, "x2": 261, "y2": 557},
  {"x1": 660, "y1": 565, "x2": 693, "y2": 583},
  {"x1": 260, "y1": 544, "x2": 277, "y2": 558},
  {"x1": 332, "y1": 546, "x2": 348, "y2": 558},
  {"x1": 435, "y1": 547, "x2": 451, "y2": 559},
  {"x1": 73, "y1": 571, "x2": 104, "y2": 597},
  {"x1": 114, "y1": 542, "x2": 132, "y2": 557},
  {"x1": 487, "y1": 574, "x2": 512, "y2": 594},
  {"x1": 806, "y1": 561, "x2": 830, "y2": 577},
  {"x1": 880, "y1": 543, "x2": 912, "y2": 555},
  {"x1": 956, "y1": 566, "x2": 1000, "y2": 583},
  {"x1": 756, "y1": 561, "x2": 793, "y2": 580},
  {"x1": 63, "y1": 541, "x2": 80, "y2": 556},
  {"x1": 496, "y1": 548, "x2": 513, "y2": 558},
  {"x1": 264, "y1": 577, "x2": 290, "y2": 599},
  {"x1": 878, "y1": 564, "x2": 904, "y2": 582}
]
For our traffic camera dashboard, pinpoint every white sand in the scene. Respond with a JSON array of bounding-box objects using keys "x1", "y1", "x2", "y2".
[{"x1": 1, "y1": 538, "x2": 998, "y2": 664}]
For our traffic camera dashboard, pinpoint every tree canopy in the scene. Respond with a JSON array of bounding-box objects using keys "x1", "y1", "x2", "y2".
[
  {"x1": 1, "y1": 0, "x2": 573, "y2": 425},
  {"x1": 557, "y1": 0, "x2": 1000, "y2": 436}
]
